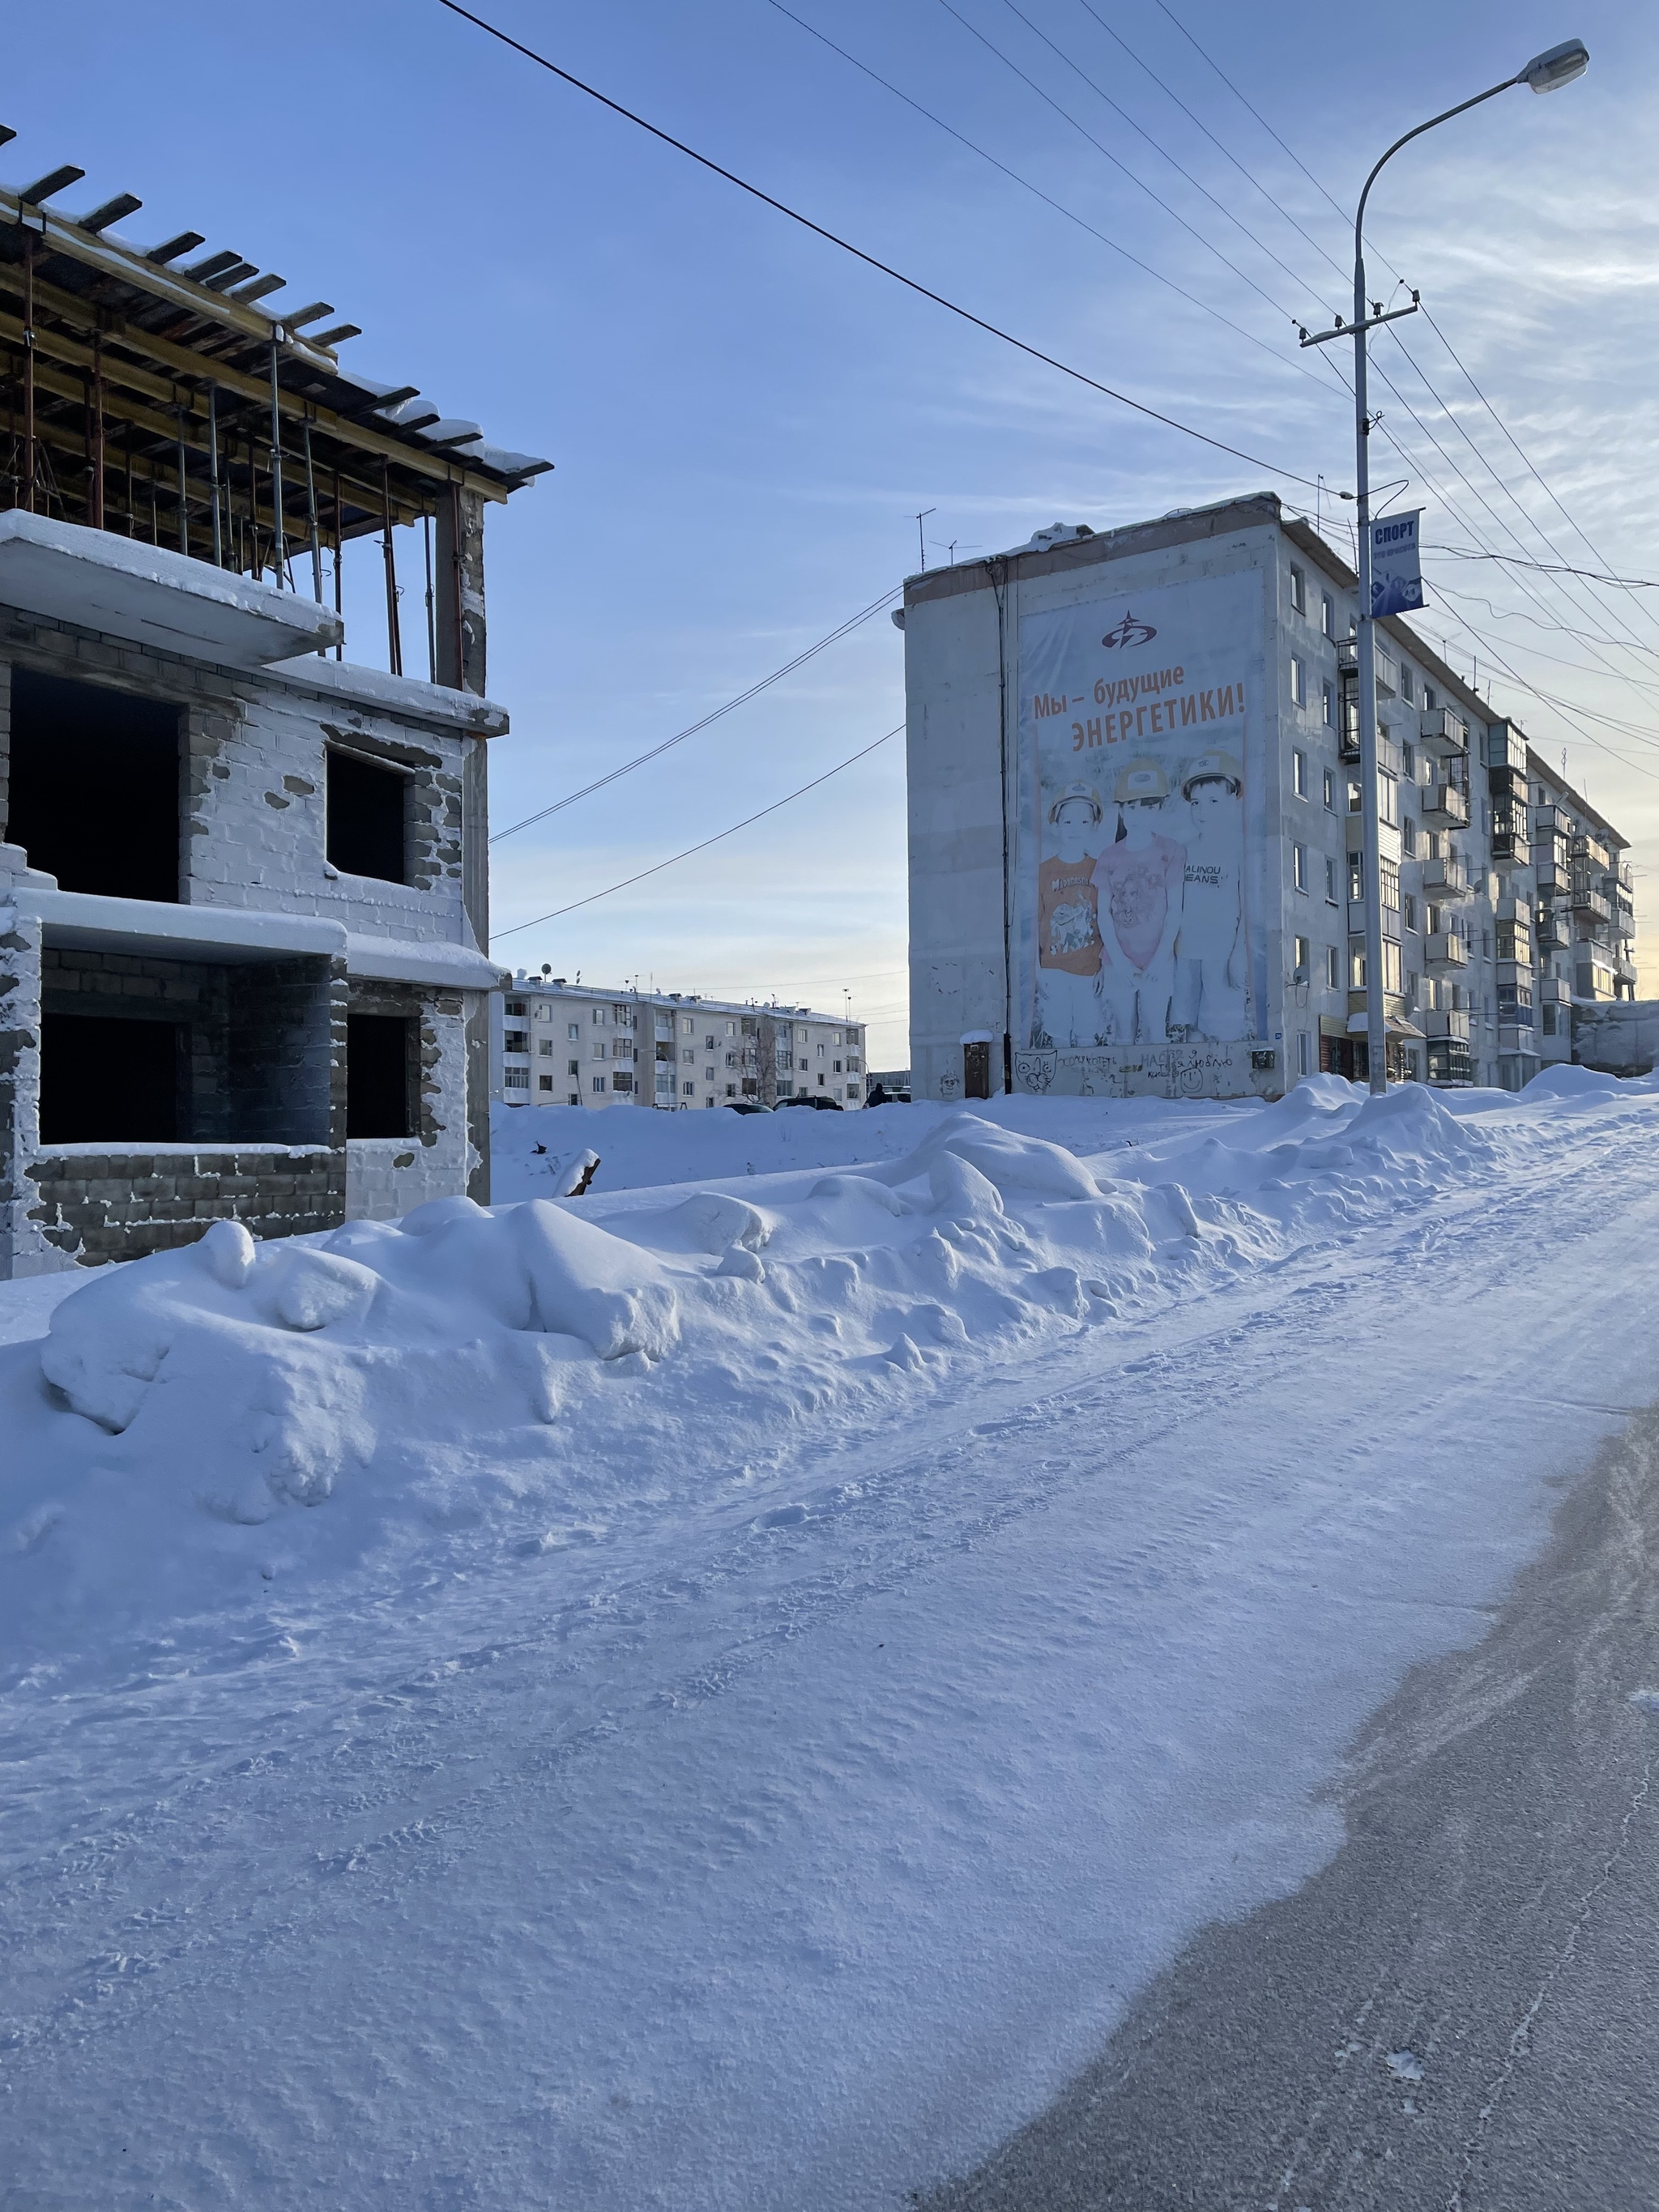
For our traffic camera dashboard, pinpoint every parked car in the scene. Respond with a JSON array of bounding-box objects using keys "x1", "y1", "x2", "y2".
[
  {"x1": 723, "y1": 1099, "x2": 772, "y2": 1115},
  {"x1": 780, "y1": 1093, "x2": 843, "y2": 1111}
]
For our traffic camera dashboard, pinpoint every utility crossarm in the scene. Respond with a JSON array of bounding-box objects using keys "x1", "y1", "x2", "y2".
[{"x1": 1299, "y1": 292, "x2": 1421, "y2": 348}]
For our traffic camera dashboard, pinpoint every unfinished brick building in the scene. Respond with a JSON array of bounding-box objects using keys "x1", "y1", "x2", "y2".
[{"x1": 0, "y1": 149, "x2": 550, "y2": 1273}]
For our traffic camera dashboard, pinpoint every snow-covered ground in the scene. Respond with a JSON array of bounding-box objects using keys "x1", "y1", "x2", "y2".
[{"x1": 4, "y1": 1071, "x2": 1657, "y2": 2209}]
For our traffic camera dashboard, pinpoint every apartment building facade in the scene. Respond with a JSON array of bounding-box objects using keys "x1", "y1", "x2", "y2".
[
  {"x1": 901, "y1": 492, "x2": 1634, "y2": 1102},
  {"x1": 493, "y1": 976, "x2": 866, "y2": 1108}
]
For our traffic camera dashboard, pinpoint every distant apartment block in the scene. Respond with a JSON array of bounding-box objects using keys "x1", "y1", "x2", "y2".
[{"x1": 493, "y1": 977, "x2": 866, "y2": 1108}]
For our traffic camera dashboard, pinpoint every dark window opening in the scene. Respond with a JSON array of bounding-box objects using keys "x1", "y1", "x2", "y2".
[
  {"x1": 327, "y1": 749, "x2": 407, "y2": 884},
  {"x1": 39, "y1": 1013, "x2": 181, "y2": 1144},
  {"x1": 348, "y1": 1014, "x2": 415, "y2": 1138},
  {"x1": 8, "y1": 669, "x2": 181, "y2": 902}
]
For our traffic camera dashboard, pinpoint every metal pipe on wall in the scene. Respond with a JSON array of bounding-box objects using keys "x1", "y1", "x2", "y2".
[
  {"x1": 332, "y1": 466, "x2": 343, "y2": 661},
  {"x1": 302, "y1": 419, "x2": 323, "y2": 617},
  {"x1": 21, "y1": 231, "x2": 36, "y2": 514},
  {"x1": 175, "y1": 407, "x2": 190, "y2": 557},
  {"x1": 267, "y1": 341, "x2": 286, "y2": 586},
  {"x1": 423, "y1": 510, "x2": 436, "y2": 683},
  {"x1": 381, "y1": 459, "x2": 403, "y2": 676},
  {"x1": 207, "y1": 386, "x2": 222, "y2": 567},
  {"x1": 86, "y1": 336, "x2": 105, "y2": 530}
]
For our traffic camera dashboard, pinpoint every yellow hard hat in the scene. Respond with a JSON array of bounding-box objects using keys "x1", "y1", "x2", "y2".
[{"x1": 1113, "y1": 757, "x2": 1169, "y2": 803}]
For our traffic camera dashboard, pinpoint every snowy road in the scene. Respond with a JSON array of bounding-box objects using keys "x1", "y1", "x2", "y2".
[
  {"x1": 928, "y1": 1407, "x2": 1659, "y2": 2212},
  {"x1": 4, "y1": 1083, "x2": 1659, "y2": 2209}
]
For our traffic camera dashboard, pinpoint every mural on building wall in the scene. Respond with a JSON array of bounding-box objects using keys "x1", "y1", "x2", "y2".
[{"x1": 1016, "y1": 569, "x2": 1274, "y2": 1097}]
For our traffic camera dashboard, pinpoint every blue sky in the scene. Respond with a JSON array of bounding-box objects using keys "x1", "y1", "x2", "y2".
[{"x1": 9, "y1": 0, "x2": 1658, "y2": 1063}]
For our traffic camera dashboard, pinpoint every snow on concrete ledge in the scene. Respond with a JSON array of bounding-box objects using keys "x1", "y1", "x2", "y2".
[
  {"x1": 0, "y1": 511, "x2": 341, "y2": 668},
  {"x1": 344, "y1": 933, "x2": 508, "y2": 991},
  {"x1": 267, "y1": 654, "x2": 510, "y2": 737},
  {"x1": 5, "y1": 889, "x2": 345, "y2": 962}
]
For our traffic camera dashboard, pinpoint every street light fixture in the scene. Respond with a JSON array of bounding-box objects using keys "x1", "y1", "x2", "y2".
[{"x1": 1302, "y1": 37, "x2": 1588, "y2": 1094}]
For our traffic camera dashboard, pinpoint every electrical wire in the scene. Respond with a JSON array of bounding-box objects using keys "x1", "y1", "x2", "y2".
[
  {"x1": 490, "y1": 584, "x2": 901, "y2": 842},
  {"x1": 1148, "y1": 1, "x2": 1659, "y2": 679},
  {"x1": 436, "y1": 0, "x2": 1333, "y2": 492},
  {"x1": 492, "y1": 726, "x2": 903, "y2": 938},
  {"x1": 1426, "y1": 547, "x2": 1659, "y2": 590},
  {"x1": 764, "y1": 0, "x2": 1344, "y2": 394},
  {"x1": 1418, "y1": 301, "x2": 1659, "y2": 654},
  {"x1": 1072, "y1": 0, "x2": 1349, "y2": 285},
  {"x1": 934, "y1": 0, "x2": 1307, "y2": 328},
  {"x1": 992, "y1": 0, "x2": 1337, "y2": 311}
]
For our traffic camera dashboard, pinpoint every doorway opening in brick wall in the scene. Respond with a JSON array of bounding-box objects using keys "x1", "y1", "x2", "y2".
[
  {"x1": 39, "y1": 1012, "x2": 181, "y2": 1144},
  {"x1": 8, "y1": 668, "x2": 181, "y2": 901},
  {"x1": 347, "y1": 1013, "x2": 416, "y2": 1137}
]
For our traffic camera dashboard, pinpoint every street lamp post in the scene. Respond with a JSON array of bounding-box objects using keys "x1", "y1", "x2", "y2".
[{"x1": 1303, "y1": 38, "x2": 1588, "y2": 1094}]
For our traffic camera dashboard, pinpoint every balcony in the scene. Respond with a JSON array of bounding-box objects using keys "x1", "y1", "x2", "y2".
[
  {"x1": 1572, "y1": 886, "x2": 1614, "y2": 925},
  {"x1": 1421, "y1": 855, "x2": 1473, "y2": 899},
  {"x1": 1422, "y1": 1008, "x2": 1472, "y2": 1041},
  {"x1": 1338, "y1": 730, "x2": 1404, "y2": 774},
  {"x1": 1532, "y1": 860, "x2": 1570, "y2": 897},
  {"x1": 1572, "y1": 833, "x2": 1612, "y2": 872},
  {"x1": 1537, "y1": 974, "x2": 1570, "y2": 1004},
  {"x1": 1426, "y1": 931, "x2": 1469, "y2": 970},
  {"x1": 1347, "y1": 897, "x2": 1403, "y2": 943},
  {"x1": 1533, "y1": 803, "x2": 1566, "y2": 837},
  {"x1": 1421, "y1": 783, "x2": 1468, "y2": 827},
  {"x1": 1347, "y1": 990, "x2": 1409, "y2": 1022},
  {"x1": 1536, "y1": 914, "x2": 1571, "y2": 953},
  {"x1": 1418, "y1": 707, "x2": 1467, "y2": 757},
  {"x1": 1346, "y1": 815, "x2": 1403, "y2": 864}
]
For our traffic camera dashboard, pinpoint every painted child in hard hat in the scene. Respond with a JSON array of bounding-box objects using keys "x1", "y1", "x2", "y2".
[
  {"x1": 1094, "y1": 757, "x2": 1184, "y2": 1044},
  {"x1": 1036, "y1": 782, "x2": 1108, "y2": 1047},
  {"x1": 1172, "y1": 748, "x2": 1248, "y2": 1041}
]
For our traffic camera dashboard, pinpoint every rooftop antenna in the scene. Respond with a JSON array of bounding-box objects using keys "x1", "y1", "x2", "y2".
[{"x1": 914, "y1": 507, "x2": 935, "y2": 572}]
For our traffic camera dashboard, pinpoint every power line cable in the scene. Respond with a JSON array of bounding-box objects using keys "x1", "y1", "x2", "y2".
[
  {"x1": 1385, "y1": 323, "x2": 1659, "y2": 671},
  {"x1": 435, "y1": 0, "x2": 1333, "y2": 491},
  {"x1": 933, "y1": 0, "x2": 1308, "y2": 328},
  {"x1": 490, "y1": 584, "x2": 901, "y2": 842},
  {"x1": 1148, "y1": 1, "x2": 1659, "y2": 670},
  {"x1": 992, "y1": 0, "x2": 1337, "y2": 310},
  {"x1": 1417, "y1": 301, "x2": 1659, "y2": 653},
  {"x1": 493, "y1": 726, "x2": 904, "y2": 938},
  {"x1": 765, "y1": 0, "x2": 1345, "y2": 394},
  {"x1": 1426, "y1": 547, "x2": 1659, "y2": 591},
  {"x1": 1071, "y1": 0, "x2": 1350, "y2": 284}
]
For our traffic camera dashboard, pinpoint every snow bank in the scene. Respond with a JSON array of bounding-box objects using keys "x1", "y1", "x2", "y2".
[
  {"x1": 4, "y1": 1084, "x2": 1588, "y2": 1669},
  {"x1": 9, "y1": 1073, "x2": 1659, "y2": 2212}
]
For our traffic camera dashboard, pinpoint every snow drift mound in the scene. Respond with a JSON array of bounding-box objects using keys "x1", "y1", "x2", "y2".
[{"x1": 39, "y1": 1200, "x2": 680, "y2": 1516}]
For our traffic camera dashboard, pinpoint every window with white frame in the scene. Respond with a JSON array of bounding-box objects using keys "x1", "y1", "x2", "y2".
[
  {"x1": 1294, "y1": 935, "x2": 1311, "y2": 980},
  {"x1": 1294, "y1": 842, "x2": 1308, "y2": 893},
  {"x1": 591, "y1": 1075, "x2": 608, "y2": 1093},
  {"x1": 1290, "y1": 656, "x2": 1307, "y2": 709},
  {"x1": 1293, "y1": 747, "x2": 1308, "y2": 796},
  {"x1": 1326, "y1": 944, "x2": 1341, "y2": 988},
  {"x1": 1289, "y1": 565, "x2": 1306, "y2": 614},
  {"x1": 1321, "y1": 591, "x2": 1334, "y2": 637}
]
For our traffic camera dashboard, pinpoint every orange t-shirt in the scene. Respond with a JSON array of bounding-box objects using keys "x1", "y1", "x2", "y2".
[{"x1": 1038, "y1": 855, "x2": 1106, "y2": 974}]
